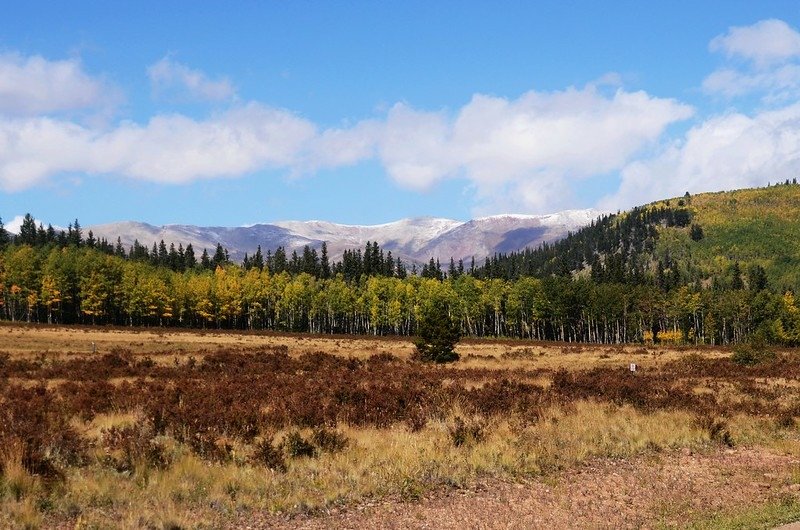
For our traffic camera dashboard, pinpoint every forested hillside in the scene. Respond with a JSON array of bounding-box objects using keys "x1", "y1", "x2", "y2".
[
  {"x1": 2, "y1": 184, "x2": 800, "y2": 345},
  {"x1": 475, "y1": 182, "x2": 800, "y2": 290}
]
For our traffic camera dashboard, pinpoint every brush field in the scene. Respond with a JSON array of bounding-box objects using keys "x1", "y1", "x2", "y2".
[{"x1": 1, "y1": 324, "x2": 799, "y2": 529}]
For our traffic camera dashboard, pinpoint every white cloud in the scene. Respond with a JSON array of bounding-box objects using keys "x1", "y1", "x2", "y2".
[
  {"x1": 601, "y1": 20, "x2": 800, "y2": 213},
  {"x1": 702, "y1": 65, "x2": 800, "y2": 99},
  {"x1": 377, "y1": 86, "x2": 693, "y2": 212},
  {"x1": 305, "y1": 120, "x2": 381, "y2": 170},
  {"x1": 379, "y1": 104, "x2": 455, "y2": 190},
  {"x1": 0, "y1": 53, "x2": 120, "y2": 116},
  {"x1": 705, "y1": 19, "x2": 800, "y2": 101},
  {"x1": 0, "y1": 75, "x2": 694, "y2": 217},
  {"x1": 0, "y1": 103, "x2": 317, "y2": 191},
  {"x1": 148, "y1": 57, "x2": 235, "y2": 102},
  {"x1": 710, "y1": 19, "x2": 800, "y2": 66},
  {"x1": 599, "y1": 103, "x2": 800, "y2": 211}
]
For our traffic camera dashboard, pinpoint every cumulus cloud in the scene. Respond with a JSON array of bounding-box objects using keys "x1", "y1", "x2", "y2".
[
  {"x1": 0, "y1": 103, "x2": 317, "y2": 191},
  {"x1": 0, "y1": 72, "x2": 694, "y2": 216},
  {"x1": 305, "y1": 120, "x2": 381, "y2": 170},
  {"x1": 703, "y1": 64, "x2": 800, "y2": 99},
  {"x1": 378, "y1": 86, "x2": 694, "y2": 212},
  {"x1": 148, "y1": 57, "x2": 235, "y2": 102},
  {"x1": 608, "y1": 19, "x2": 800, "y2": 213},
  {"x1": 709, "y1": 19, "x2": 800, "y2": 66},
  {"x1": 0, "y1": 53, "x2": 120, "y2": 116},
  {"x1": 704, "y1": 19, "x2": 800, "y2": 101},
  {"x1": 599, "y1": 103, "x2": 800, "y2": 211}
]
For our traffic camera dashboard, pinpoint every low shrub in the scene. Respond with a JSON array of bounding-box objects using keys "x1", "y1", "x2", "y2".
[
  {"x1": 732, "y1": 342, "x2": 776, "y2": 366},
  {"x1": 697, "y1": 415, "x2": 734, "y2": 447},
  {"x1": 284, "y1": 431, "x2": 316, "y2": 458},
  {"x1": 250, "y1": 438, "x2": 286, "y2": 472},
  {"x1": 447, "y1": 415, "x2": 487, "y2": 447},
  {"x1": 311, "y1": 427, "x2": 348, "y2": 453}
]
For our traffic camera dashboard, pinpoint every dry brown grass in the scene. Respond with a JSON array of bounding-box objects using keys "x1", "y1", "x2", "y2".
[
  {"x1": 0, "y1": 323, "x2": 733, "y2": 371},
  {"x1": 1, "y1": 403, "x2": 724, "y2": 528},
  {"x1": 0, "y1": 323, "x2": 798, "y2": 528}
]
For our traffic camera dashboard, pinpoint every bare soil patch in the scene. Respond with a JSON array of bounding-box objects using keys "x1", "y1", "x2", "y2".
[{"x1": 256, "y1": 447, "x2": 800, "y2": 530}]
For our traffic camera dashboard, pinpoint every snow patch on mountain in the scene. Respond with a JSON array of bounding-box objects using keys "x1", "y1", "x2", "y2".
[{"x1": 88, "y1": 209, "x2": 602, "y2": 264}]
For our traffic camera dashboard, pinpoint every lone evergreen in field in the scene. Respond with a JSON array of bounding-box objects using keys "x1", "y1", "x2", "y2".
[{"x1": 414, "y1": 300, "x2": 461, "y2": 363}]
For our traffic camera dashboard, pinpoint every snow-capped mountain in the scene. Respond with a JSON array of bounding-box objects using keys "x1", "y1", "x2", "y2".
[{"x1": 88, "y1": 209, "x2": 602, "y2": 264}]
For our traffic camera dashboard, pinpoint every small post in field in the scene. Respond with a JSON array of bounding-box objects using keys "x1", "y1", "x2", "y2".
[{"x1": 629, "y1": 363, "x2": 637, "y2": 372}]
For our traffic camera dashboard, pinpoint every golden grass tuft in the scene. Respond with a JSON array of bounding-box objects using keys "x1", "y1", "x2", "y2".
[{"x1": 15, "y1": 400, "x2": 716, "y2": 527}]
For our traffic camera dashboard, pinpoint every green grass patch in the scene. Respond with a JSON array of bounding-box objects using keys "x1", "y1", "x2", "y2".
[{"x1": 686, "y1": 496, "x2": 800, "y2": 530}]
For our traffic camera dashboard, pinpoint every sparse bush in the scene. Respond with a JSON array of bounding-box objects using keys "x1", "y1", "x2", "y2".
[
  {"x1": 101, "y1": 423, "x2": 172, "y2": 472},
  {"x1": 776, "y1": 409, "x2": 796, "y2": 429},
  {"x1": 447, "y1": 415, "x2": 487, "y2": 447},
  {"x1": 250, "y1": 438, "x2": 286, "y2": 472},
  {"x1": 188, "y1": 431, "x2": 234, "y2": 463},
  {"x1": 697, "y1": 416, "x2": 734, "y2": 447},
  {"x1": 311, "y1": 427, "x2": 348, "y2": 453},
  {"x1": 284, "y1": 431, "x2": 316, "y2": 458},
  {"x1": 732, "y1": 335, "x2": 775, "y2": 366}
]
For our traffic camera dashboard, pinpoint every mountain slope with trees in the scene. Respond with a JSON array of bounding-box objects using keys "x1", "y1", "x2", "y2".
[{"x1": 474, "y1": 182, "x2": 800, "y2": 292}]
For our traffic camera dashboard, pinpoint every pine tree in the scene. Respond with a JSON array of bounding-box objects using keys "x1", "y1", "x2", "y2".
[
  {"x1": 177, "y1": 244, "x2": 186, "y2": 272},
  {"x1": 272, "y1": 247, "x2": 287, "y2": 273},
  {"x1": 114, "y1": 237, "x2": 126, "y2": 258},
  {"x1": 448, "y1": 258, "x2": 457, "y2": 279},
  {"x1": 396, "y1": 257, "x2": 407, "y2": 279},
  {"x1": 414, "y1": 299, "x2": 461, "y2": 363},
  {"x1": 0, "y1": 216, "x2": 8, "y2": 249},
  {"x1": 36, "y1": 223, "x2": 47, "y2": 246},
  {"x1": 385, "y1": 251, "x2": 394, "y2": 276},
  {"x1": 200, "y1": 248, "x2": 212, "y2": 270},
  {"x1": 168, "y1": 243, "x2": 179, "y2": 271},
  {"x1": 70, "y1": 219, "x2": 83, "y2": 246},
  {"x1": 690, "y1": 224, "x2": 704, "y2": 241},
  {"x1": 748, "y1": 264, "x2": 768, "y2": 292},
  {"x1": 185, "y1": 244, "x2": 197, "y2": 269},
  {"x1": 213, "y1": 243, "x2": 227, "y2": 268},
  {"x1": 158, "y1": 240, "x2": 169, "y2": 265},
  {"x1": 731, "y1": 262, "x2": 744, "y2": 290},
  {"x1": 19, "y1": 213, "x2": 37, "y2": 245},
  {"x1": 320, "y1": 242, "x2": 331, "y2": 279},
  {"x1": 254, "y1": 245, "x2": 264, "y2": 271}
]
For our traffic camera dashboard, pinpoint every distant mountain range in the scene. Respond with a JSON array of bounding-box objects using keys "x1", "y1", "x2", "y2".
[{"x1": 87, "y1": 209, "x2": 601, "y2": 264}]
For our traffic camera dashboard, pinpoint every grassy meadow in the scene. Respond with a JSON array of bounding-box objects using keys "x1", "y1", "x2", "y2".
[{"x1": 0, "y1": 324, "x2": 798, "y2": 529}]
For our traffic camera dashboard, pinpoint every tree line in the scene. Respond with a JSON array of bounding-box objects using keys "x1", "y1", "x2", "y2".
[{"x1": 2, "y1": 210, "x2": 799, "y2": 345}]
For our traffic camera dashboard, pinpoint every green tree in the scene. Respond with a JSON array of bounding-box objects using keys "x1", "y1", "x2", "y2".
[
  {"x1": 0, "y1": 217, "x2": 8, "y2": 250},
  {"x1": 414, "y1": 298, "x2": 460, "y2": 363}
]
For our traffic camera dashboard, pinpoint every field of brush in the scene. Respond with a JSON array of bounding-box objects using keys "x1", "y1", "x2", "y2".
[{"x1": 1, "y1": 324, "x2": 799, "y2": 529}]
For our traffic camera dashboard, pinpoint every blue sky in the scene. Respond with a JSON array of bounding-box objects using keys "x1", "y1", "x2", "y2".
[{"x1": 2, "y1": 1, "x2": 800, "y2": 230}]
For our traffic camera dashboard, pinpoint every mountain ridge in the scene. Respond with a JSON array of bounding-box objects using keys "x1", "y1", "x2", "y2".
[{"x1": 87, "y1": 209, "x2": 602, "y2": 265}]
